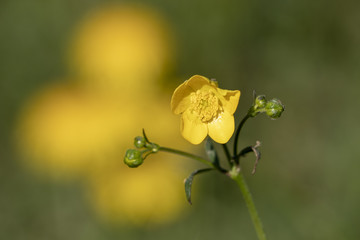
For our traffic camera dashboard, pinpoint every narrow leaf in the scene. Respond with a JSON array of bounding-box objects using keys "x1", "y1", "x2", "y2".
[{"x1": 184, "y1": 168, "x2": 213, "y2": 205}]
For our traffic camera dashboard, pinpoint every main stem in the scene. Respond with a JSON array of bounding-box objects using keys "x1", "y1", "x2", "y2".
[
  {"x1": 160, "y1": 143, "x2": 266, "y2": 239},
  {"x1": 230, "y1": 168, "x2": 266, "y2": 240}
]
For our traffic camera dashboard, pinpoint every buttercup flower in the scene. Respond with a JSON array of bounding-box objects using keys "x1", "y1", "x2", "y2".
[{"x1": 171, "y1": 75, "x2": 240, "y2": 144}]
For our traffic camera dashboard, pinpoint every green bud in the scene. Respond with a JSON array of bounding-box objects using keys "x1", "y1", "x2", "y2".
[
  {"x1": 254, "y1": 95, "x2": 267, "y2": 109},
  {"x1": 134, "y1": 136, "x2": 146, "y2": 148},
  {"x1": 265, "y1": 99, "x2": 285, "y2": 119},
  {"x1": 124, "y1": 149, "x2": 144, "y2": 168},
  {"x1": 248, "y1": 95, "x2": 267, "y2": 117}
]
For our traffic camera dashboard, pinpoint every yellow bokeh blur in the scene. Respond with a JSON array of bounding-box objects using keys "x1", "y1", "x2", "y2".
[
  {"x1": 15, "y1": 3, "x2": 190, "y2": 226},
  {"x1": 16, "y1": 83, "x2": 132, "y2": 177},
  {"x1": 88, "y1": 160, "x2": 186, "y2": 227},
  {"x1": 68, "y1": 4, "x2": 174, "y2": 96}
]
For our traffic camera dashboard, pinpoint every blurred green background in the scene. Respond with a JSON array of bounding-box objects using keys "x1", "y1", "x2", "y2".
[{"x1": 1, "y1": 0, "x2": 360, "y2": 239}]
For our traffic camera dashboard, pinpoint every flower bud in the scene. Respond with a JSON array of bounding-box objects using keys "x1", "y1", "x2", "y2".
[
  {"x1": 124, "y1": 149, "x2": 144, "y2": 168},
  {"x1": 248, "y1": 95, "x2": 267, "y2": 117},
  {"x1": 254, "y1": 95, "x2": 267, "y2": 109},
  {"x1": 265, "y1": 99, "x2": 284, "y2": 119},
  {"x1": 134, "y1": 136, "x2": 146, "y2": 148}
]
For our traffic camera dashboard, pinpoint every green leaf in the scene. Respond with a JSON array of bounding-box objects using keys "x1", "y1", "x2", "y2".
[
  {"x1": 204, "y1": 138, "x2": 220, "y2": 167},
  {"x1": 184, "y1": 168, "x2": 213, "y2": 205}
]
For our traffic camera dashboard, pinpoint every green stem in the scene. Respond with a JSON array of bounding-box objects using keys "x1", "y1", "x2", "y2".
[
  {"x1": 159, "y1": 146, "x2": 219, "y2": 170},
  {"x1": 233, "y1": 114, "x2": 251, "y2": 160},
  {"x1": 229, "y1": 168, "x2": 266, "y2": 240},
  {"x1": 222, "y1": 143, "x2": 233, "y2": 167}
]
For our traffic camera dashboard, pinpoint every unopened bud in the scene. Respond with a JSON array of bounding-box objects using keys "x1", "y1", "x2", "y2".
[
  {"x1": 134, "y1": 136, "x2": 146, "y2": 148},
  {"x1": 265, "y1": 99, "x2": 285, "y2": 119},
  {"x1": 254, "y1": 95, "x2": 267, "y2": 109},
  {"x1": 249, "y1": 95, "x2": 267, "y2": 117},
  {"x1": 124, "y1": 149, "x2": 144, "y2": 168}
]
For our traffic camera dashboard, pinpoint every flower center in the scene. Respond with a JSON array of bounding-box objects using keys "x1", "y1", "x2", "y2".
[{"x1": 190, "y1": 90, "x2": 220, "y2": 122}]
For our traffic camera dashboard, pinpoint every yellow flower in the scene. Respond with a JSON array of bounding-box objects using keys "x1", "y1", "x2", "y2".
[
  {"x1": 68, "y1": 4, "x2": 174, "y2": 96},
  {"x1": 171, "y1": 75, "x2": 240, "y2": 145}
]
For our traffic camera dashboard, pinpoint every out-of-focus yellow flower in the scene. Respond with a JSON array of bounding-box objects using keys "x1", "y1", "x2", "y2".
[
  {"x1": 15, "y1": 82, "x2": 191, "y2": 225},
  {"x1": 171, "y1": 75, "x2": 241, "y2": 145},
  {"x1": 16, "y1": 82, "x2": 186, "y2": 177},
  {"x1": 87, "y1": 160, "x2": 187, "y2": 227},
  {"x1": 15, "y1": 83, "x2": 129, "y2": 178},
  {"x1": 68, "y1": 4, "x2": 174, "y2": 96},
  {"x1": 15, "y1": 3, "x2": 192, "y2": 227}
]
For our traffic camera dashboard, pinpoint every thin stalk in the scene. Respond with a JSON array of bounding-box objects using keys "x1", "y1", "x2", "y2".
[
  {"x1": 222, "y1": 143, "x2": 233, "y2": 167},
  {"x1": 229, "y1": 169, "x2": 266, "y2": 240},
  {"x1": 233, "y1": 114, "x2": 250, "y2": 160},
  {"x1": 159, "y1": 146, "x2": 218, "y2": 170}
]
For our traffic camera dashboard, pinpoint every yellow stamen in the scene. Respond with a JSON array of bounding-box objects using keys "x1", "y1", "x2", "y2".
[{"x1": 190, "y1": 90, "x2": 220, "y2": 122}]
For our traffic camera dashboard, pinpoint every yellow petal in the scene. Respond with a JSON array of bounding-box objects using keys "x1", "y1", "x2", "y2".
[
  {"x1": 170, "y1": 82, "x2": 192, "y2": 114},
  {"x1": 180, "y1": 109, "x2": 207, "y2": 145},
  {"x1": 217, "y1": 88, "x2": 241, "y2": 114},
  {"x1": 186, "y1": 75, "x2": 210, "y2": 91},
  {"x1": 171, "y1": 75, "x2": 211, "y2": 115},
  {"x1": 208, "y1": 111, "x2": 235, "y2": 144}
]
